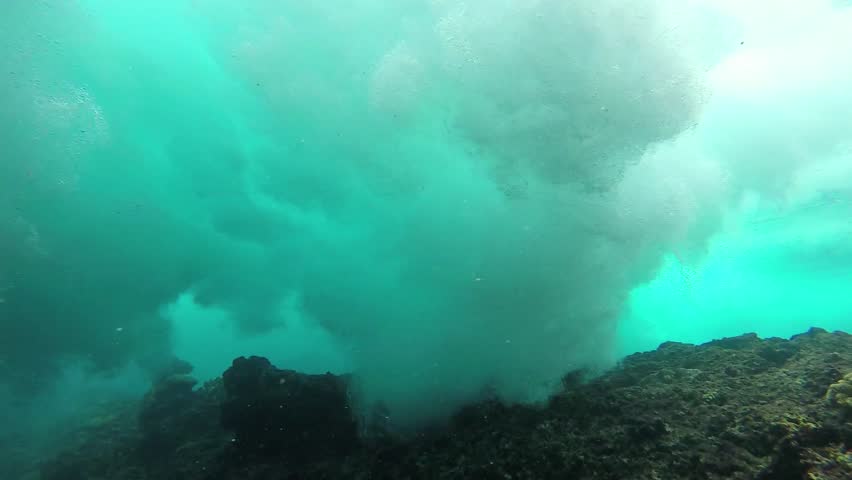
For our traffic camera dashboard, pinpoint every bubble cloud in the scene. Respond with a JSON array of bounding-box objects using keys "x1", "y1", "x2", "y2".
[{"x1": 1, "y1": 0, "x2": 851, "y2": 429}]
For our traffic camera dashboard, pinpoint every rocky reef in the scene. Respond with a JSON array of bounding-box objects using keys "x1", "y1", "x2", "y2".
[{"x1": 38, "y1": 328, "x2": 851, "y2": 479}]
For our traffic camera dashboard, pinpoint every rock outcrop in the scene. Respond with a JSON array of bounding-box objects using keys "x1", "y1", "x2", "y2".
[{"x1": 220, "y1": 356, "x2": 359, "y2": 465}]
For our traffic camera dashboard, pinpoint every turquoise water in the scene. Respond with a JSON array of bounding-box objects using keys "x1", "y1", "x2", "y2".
[{"x1": 1, "y1": 0, "x2": 851, "y2": 432}]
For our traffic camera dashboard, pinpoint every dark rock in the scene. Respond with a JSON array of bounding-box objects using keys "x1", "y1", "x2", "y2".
[
  {"x1": 560, "y1": 368, "x2": 588, "y2": 389},
  {"x1": 658, "y1": 340, "x2": 691, "y2": 350},
  {"x1": 451, "y1": 399, "x2": 509, "y2": 430},
  {"x1": 220, "y1": 356, "x2": 359, "y2": 464},
  {"x1": 139, "y1": 353, "x2": 195, "y2": 384},
  {"x1": 138, "y1": 373, "x2": 201, "y2": 455},
  {"x1": 790, "y1": 326, "x2": 828, "y2": 340},
  {"x1": 704, "y1": 332, "x2": 760, "y2": 350},
  {"x1": 133, "y1": 367, "x2": 227, "y2": 480},
  {"x1": 626, "y1": 416, "x2": 669, "y2": 441},
  {"x1": 756, "y1": 436, "x2": 809, "y2": 480},
  {"x1": 757, "y1": 342, "x2": 799, "y2": 366}
]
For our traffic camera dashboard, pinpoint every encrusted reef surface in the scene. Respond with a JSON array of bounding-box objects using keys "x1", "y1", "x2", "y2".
[{"x1": 39, "y1": 328, "x2": 851, "y2": 479}]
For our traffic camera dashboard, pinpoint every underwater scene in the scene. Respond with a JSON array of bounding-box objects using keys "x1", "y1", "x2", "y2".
[{"x1": 1, "y1": 0, "x2": 851, "y2": 478}]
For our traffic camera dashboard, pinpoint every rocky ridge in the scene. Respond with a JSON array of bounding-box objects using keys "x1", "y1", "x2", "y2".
[{"x1": 39, "y1": 327, "x2": 851, "y2": 479}]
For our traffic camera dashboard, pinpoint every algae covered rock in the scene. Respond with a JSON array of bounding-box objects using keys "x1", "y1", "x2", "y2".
[
  {"x1": 37, "y1": 329, "x2": 852, "y2": 480},
  {"x1": 825, "y1": 372, "x2": 852, "y2": 413},
  {"x1": 138, "y1": 373, "x2": 199, "y2": 454},
  {"x1": 137, "y1": 358, "x2": 224, "y2": 464}
]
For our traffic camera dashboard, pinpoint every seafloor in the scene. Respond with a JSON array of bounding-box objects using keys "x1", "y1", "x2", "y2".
[{"x1": 36, "y1": 328, "x2": 852, "y2": 479}]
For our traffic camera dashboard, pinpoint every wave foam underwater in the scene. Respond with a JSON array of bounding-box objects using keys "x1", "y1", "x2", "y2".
[{"x1": 1, "y1": 0, "x2": 852, "y2": 432}]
